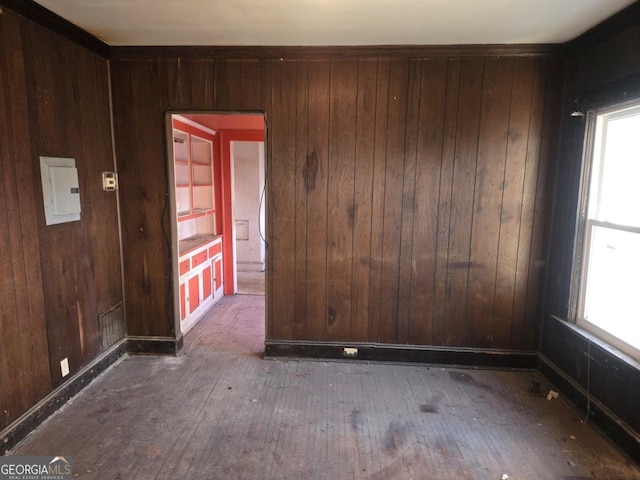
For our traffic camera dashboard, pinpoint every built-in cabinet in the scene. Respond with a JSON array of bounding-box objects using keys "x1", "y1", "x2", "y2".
[
  {"x1": 178, "y1": 236, "x2": 223, "y2": 333},
  {"x1": 172, "y1": 117, "x2": 223, "y2": 334}
]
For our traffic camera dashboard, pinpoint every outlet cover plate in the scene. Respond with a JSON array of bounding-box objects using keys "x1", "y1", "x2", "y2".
[{"x1": 60, "y1": 358, "x2": 70, "y2": 377}]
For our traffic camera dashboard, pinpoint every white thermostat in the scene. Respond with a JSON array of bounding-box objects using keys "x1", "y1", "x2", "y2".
[{"x1": 40, "y1": 156, "x2": 81, "y2": 225}]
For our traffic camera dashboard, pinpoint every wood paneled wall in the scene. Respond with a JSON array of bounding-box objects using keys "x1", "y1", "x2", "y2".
[
  {"x1": 0, "y1": 7, "x2": 122, "y2": 431},
  {"x1": 542, "y1": 4, "x2": 640, "y2": 445},
  {"x1": 111, "y1": 50, "x2": 563, "y2": 349}
]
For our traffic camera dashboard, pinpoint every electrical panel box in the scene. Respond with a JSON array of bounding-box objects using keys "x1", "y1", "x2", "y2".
[{"x1": 40, "y1": 156, "x2": 81, "y2": 225}]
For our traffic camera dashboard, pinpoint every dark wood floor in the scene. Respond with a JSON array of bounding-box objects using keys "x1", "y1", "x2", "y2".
[{"x1": 13, "y1": 295, "x2": 640, "y2": 479}]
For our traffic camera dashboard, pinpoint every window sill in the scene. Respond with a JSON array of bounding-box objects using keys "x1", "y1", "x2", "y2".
[{"x1": 550, "y1": 315, "x2": 640, "y2": 371}]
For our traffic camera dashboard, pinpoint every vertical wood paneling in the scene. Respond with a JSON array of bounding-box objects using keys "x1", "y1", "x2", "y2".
[
  {"x1": 528, "y1": 58, "x2": 565, "y2": 349},
  {"x1": 219, "y1": 60, "x2": 244, "y2": 111},
  {"x1": 433, "y1": 59, "x2": 461, "y2": 346},
  {"x1": 0, "y1": 163, "x2": 25, "y2": 426},
  {"x1": 24, "y1": 20, "x2": 122, "y2": 384},
  {"x1": 0, "y1": 22, "x2": 32, "y2": 418},
  {"x1": 270, "y1": 60, "x2": 297, "y2": 340},
  {"x1": 0, "y1": 9, "x2": 52, "y2": 431},
  {"x1": 368, "y1": 58, "x2": 391, "y2": 343},
  {"x1": 445, "y1": 58, "x2": 484, "y2": 346},
  {"x1": 166, "y1": 58, "x2": 186, "y2": 107},
  {"x1": 293, "y1": 60, "x2": 309, "y2": 340},
  {"x1": 350, "y1": 58, "x2": 377, "y2": 342},
  {"x1": 466, "y1": 57, "x2": 514, "y2": 348},
  {"x1": 379, "y1": 59, "x2": 409, "y2": 344},
  {"x1": 110, "y1": 49, "x2": 563, "y2": 352},
  {"x1": 495, "y1": 57, "x2": 536, "y2": 349},
  {"x1": 326, "y1": 59, "x2": 358, "y2": 340},
  {"x1": 184, "y1": 58, "x2": 217, "y2": 108},
  {"x1": 0, "y1": 6, "x2": 121, "y2": 428},
  {"x1": 513, "y1": 59, "x2": 546, "y2": 349},
  {"x1": 305, "y1": 59, "x2": 331, "y2": 341},
  {"x1": 113, "y1": 60, "x2": 171, "y2": 337},
  {"x1": 241, "y1": 60, "x2": 262, "y2": 111},
  {"x1": 409, "y1": 58, "x2": 449, "y2": 345},
  {"x1": 27, "y1": 33, "x2": 84, "y2": 382},
  {"x1": 397, "y1": 58, "x2": 422, "y2": 344}
]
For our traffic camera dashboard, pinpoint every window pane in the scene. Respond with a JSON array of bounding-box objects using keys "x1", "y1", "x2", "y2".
[
  {"x1": 583, "y1": 226, "x2": 640, "y2": 350},
  {"x1": 596, "y1": 112, "x2": 640, "y2": 227}
]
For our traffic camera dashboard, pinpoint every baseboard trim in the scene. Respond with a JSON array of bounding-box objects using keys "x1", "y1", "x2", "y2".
[
  {"x1": 1, "y1": 339, "x2": 128, "y2": 454},
  {"x1": 538, "y1": 354, "x2": 640, "y2": 464},
  {"x1": 265, "y1": 341, "x2": 538, "y2": 369},
  {"x1": 127, "y1": 336, "x2": 183, "y2": 355}
]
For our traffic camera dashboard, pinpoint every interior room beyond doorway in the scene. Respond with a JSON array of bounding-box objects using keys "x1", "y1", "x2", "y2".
[{"x1": 168, "y1": 112, "x2": 266, "y2": 337}]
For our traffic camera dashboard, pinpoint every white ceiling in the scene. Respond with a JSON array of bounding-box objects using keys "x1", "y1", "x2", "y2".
[{"x1": 34, "y1": 0, "x2": 635, "y2": 47}]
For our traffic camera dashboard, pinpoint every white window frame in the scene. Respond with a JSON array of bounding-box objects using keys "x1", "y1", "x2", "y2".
[{"x1": 574, "y1": 99, "x2": 640, "y2": 362}]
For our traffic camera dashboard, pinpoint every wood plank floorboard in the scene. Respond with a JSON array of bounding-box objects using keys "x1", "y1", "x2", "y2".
[{"x1": 13, "y1": 295, "x2": 640, "y2": 479}]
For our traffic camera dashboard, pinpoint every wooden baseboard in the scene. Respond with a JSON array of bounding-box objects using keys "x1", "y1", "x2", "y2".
[
  {"x1": 538, "y1": 355, "x2": 640, "y2": 465},
  {"x1": 127, "y1": 336, "x2": 183, "y2": 355},
  {"x1": 265, "y1": 341, "x2": 538, "y2": 369}
]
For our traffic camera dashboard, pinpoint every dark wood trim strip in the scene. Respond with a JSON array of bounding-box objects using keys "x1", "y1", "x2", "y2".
[
  {"x1": 110, "y1": 44, "x2": 560, "y2": 61},
  {"x1": 265, "y1": 341, "x2": 538, "y2": 369},
  {"x1": 563, "y1": 1, "x2": 640, "y2": 54},
  {"x1": 127, "y1": 336, "x2": 183, "y2": 356},
  {"x1": 573, "y1": 72, "x2": 640, "y2": 112},
  {"x1": 0, "y1": 0, "x2": 109, "y2": 58},
  {"x1": 0, "y1": 339, "x2": 128, "y2": 454},
  {"x1": 539, "y1": 354, "x2": 640, "y2": 465}
]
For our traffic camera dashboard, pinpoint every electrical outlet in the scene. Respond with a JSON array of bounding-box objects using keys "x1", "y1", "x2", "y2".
[
  {"x1": 343, "y1": 347, "x2": 358, "y2": 357},
  {"x1": 60, "y1": 358, "x2": 70, "y2": 377}
]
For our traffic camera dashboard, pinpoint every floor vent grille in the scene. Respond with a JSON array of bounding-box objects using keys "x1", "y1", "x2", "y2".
[{"x1": 99, "y1": 303, "x2": 125, "y2": 350}]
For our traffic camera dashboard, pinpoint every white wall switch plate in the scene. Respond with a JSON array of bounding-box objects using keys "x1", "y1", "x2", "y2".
[{"x1": 102, "y1": 171, "x2": 118, "y2": 191}]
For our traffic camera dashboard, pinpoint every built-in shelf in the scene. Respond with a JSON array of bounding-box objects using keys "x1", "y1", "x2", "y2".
[
  {"x1": 173, "y1": 127, "x2": 216, "y2": 240},
  {"x1": 179, "y1": 234, "x2": 220, "y2": 256}
]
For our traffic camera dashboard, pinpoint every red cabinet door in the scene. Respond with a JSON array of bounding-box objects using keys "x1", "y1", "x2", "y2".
[
  {"x1": 214, "y1": 258, "x2": 222, "y2": 291},
  {"x1": 188, "y1": 275, "x2": 200, "y2": 313},
  {"x1": 180, "y1": 283, "x2": 186, "y2": 319},
  {"x1": 203, "y1": 266, "x2": 212, "y2": 300}
]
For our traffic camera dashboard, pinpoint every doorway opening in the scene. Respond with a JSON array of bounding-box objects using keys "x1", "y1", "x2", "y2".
[
  {"x1": 165, "y1": 111, "x2": 266, "y2": 338},
  {"x1": 232, "y1": 140, "x2": 266, "y2": 295}
]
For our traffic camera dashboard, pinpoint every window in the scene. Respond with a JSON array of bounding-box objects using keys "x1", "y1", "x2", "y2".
[{"x1": 577, "y1": 102, "x2": 640, "y2": 361}]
